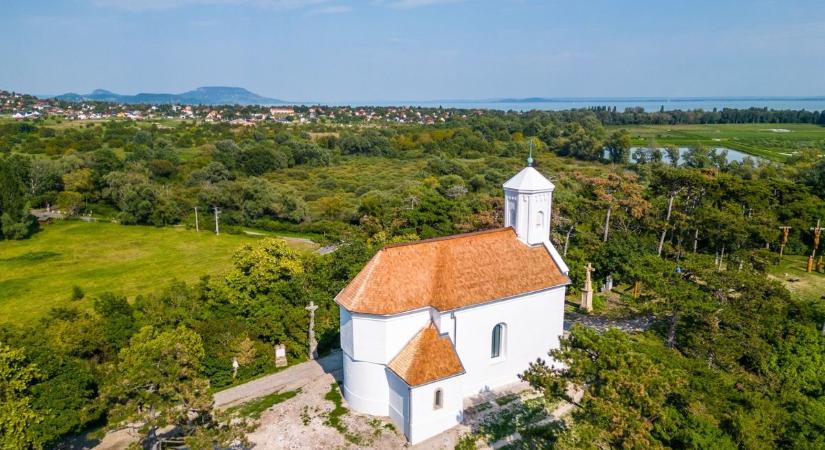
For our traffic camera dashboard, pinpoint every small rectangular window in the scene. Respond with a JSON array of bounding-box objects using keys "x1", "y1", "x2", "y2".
[{"x1": 434, "y1": 389, "x2": 443, "y2": 409}]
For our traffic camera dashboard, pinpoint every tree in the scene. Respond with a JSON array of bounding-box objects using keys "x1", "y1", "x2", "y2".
[
  {"x1": 605, "y1": 129, "x2": 632, "y2": 164},
  {"x1": 93, "y1": 293, "x2": 137, "y2": 353},
  {"x1": 579, "y1": 172, "x2": 649, "y2": 242},
  {"x1": 0, "y1": 342, "x2": 43, "y2": 450},
  {"x1": 56, "y1": 191, "x2": 83, "y2": 215},
  {"x1": 27, "y1": 158, "x2": 61, "y2": 200},
  {"x1": 664, "y1": 144, "x2": 680, "y2": 167},
  {"x1": 803, "y1": 157, "x2": 825, "y2": 194},
  {"x1": 101, "y1": 326, "x2": 247, "y2": 449},
  {"x1": 521, "y1": 327, "x2": 694, "y2": 450},
  {"x1": 0, "y1": 154, "x2": 37, "y2": 239}
]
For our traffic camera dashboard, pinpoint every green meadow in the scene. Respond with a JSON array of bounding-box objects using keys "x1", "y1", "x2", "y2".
[
  {"x1": 0, "y1": 220, "x2": 315, "y2": 325},
  {"x1": 768, "y1": 255, "x2": 825, "y2": 303},
  {"x1": 613, "y1": 123, "x2": 825, "y2": 161}
]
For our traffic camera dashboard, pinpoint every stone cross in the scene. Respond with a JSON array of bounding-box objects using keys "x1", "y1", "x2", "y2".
[
  {"x1": 232, "y1": 357, "x2": 239, "y2": 379},
  {"x1": 581, "y1": 263, "x2": 594, "y2": 313},
  {"x1": 306, "y1": 301, "x2": 319, "y2": 360}
]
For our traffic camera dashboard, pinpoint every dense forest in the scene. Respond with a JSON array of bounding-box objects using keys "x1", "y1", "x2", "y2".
[{"x1": 1, "y1": 109, "x2": 824, "y2": 448}]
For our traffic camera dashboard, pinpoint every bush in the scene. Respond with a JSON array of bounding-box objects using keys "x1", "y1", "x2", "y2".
[{"x1": 70, "y1": 286, "x2": 85, "y2": 301}]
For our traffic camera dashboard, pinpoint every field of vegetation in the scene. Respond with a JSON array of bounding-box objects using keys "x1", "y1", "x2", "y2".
[
  {"x1": 1, "y1": 108, "x2": 824, "y2": 449},
  {"x1": 0, "y1": 220, "x2": 318, "y2": 324},
  {"x1": 616, "y1": 123, "x2": 825, "y2": 161}
]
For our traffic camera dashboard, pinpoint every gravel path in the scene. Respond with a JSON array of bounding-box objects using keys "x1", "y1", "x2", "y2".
[
  {"x1": 564, "y1": 312, "x2": 653, "y2": 333},
  {"x1": 214, "y1": 351, "x2": 343, "y2": 409}
]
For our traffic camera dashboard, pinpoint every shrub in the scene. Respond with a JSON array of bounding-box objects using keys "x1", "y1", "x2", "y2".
[{"x1": 70, "y1": 286, "x2": 85, "y2": 301}]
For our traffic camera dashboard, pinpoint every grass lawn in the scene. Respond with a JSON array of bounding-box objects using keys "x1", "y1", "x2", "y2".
[
  {"x1": 0, "y1": 220, "x2": 317, "y2": 326},
  {"x1": 611, "y1": 123, "x2": 825, "y2": 161},
  {"x1": 227, "y1": 389, "x2": 301, "y2": 419},
  {"x1": 767, "y1": 255, "x2": 825, "y2": 302}
]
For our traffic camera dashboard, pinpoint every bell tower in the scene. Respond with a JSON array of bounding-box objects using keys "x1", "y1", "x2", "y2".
[{"x1": 502, "y1": 150, "x2": 555, "y2": 246}]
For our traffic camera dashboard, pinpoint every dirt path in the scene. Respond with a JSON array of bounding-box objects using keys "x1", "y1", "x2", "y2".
[
  {"x1": 564, "y1": 312, "x2": 653, "y2": 333},
  {"x1": 214, "y1": 351, "x2": 343, "y2": 409}
]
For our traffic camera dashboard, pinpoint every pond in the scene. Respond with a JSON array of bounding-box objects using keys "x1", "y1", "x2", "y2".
[{"x1": 604, "y1": 147, "x2": 762, "y2": 165}]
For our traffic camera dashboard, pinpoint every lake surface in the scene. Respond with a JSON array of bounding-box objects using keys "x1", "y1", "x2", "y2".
[
  {"x1": 320, "y1": 97, "x2": 825, "y2": 112},
  {"x1": 606, "y1": 147, "x2": 761, "y2": 165}
]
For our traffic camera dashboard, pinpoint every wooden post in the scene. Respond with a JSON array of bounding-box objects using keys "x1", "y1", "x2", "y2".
[
  {"x1": 808, "y1": 220, "x2": 822, "y2": 273},
  {"x1": 194, "y1": 206, "x2": 199, "y2": 232},
  {"x1": 778, "y1": 226, "x2": 791, "y2": 257},
  {"x1": 632, "y1": 280, "x2": 641, "y2": 299},
  {"x1": 305, "y1": 301, "x2": 319, "y2": 360},
  {"x1": 581, "y1": 263, "x2": 594, "y2": 313}
]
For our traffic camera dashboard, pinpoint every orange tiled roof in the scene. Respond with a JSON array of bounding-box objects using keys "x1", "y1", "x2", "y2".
[
  {"x1": 388, "y1": 323, "x2": 465, "y2": 386},
  {"x1": 335, "y1": 228, "x2": 569, "y2": 315}
]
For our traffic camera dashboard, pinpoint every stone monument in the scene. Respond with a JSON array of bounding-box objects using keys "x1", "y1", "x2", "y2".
[{"x1": 581, "y1": 263, "x2": 594, "y2": 313}]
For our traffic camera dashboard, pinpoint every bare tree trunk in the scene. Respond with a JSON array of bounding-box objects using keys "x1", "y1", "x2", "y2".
[
  {"x1": 718, "y1": 245, "x2": 725, "y2": 271},
  {"x1": 693, "y1": 229, "x2": 699, "y2": 253},
  {"x1": 658, "y1": 194, "x2": 676, "y2": 257},
  {"x1": 603, "y1": 207, "x2": 612, "y2": 242},
  {"x1": 667, "y1": 313, "x2": 679, "y2": 349},
  {"x1": 564, "y1": 223, "x2": 576, "y2": 257}
]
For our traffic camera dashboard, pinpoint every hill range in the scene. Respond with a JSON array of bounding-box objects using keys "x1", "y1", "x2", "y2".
[{"x1": 53, "y1": 86, "x2": 283, "y2": 106}]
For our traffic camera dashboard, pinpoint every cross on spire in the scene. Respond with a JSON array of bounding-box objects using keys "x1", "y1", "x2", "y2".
[{"x1": 527, "y1": 140, "x2": 534, "y2": 167}]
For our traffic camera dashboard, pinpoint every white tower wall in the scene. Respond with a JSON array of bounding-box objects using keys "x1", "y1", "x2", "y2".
[{"x1": 503, "y1": 166, "x2": 555, "y2": 246}]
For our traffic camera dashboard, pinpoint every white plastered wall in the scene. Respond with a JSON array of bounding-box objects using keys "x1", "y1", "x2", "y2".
[
  {"x1": 340, "y1": 306, "x2": 431, "y2": 416},
  {"x1": 438, "y1": 286, "x2": 566, "y2": 398},
  {"x1": 408, "y1": 376, "x2": 464, "y2": 444}
]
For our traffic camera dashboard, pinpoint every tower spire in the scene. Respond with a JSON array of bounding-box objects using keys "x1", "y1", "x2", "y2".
[{"x1": 527, "y1": 139, "x2": 534, "y2": 167}]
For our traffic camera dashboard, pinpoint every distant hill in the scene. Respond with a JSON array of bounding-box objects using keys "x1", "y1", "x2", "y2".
[{"x1": 53, "y1": 86, "x2": 283, "y2": 106}]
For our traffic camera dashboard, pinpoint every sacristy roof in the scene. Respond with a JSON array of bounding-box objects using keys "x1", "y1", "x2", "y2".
[
  {"x1": 335, "y1": 227, "x2": 569, "y2": 315},
  {"x1": 387, "y1": 322, "x2": 465, "y2": 387}
]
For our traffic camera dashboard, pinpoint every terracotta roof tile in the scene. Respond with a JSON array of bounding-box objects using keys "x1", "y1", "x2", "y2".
[
  {"x1": 388, "y1": 323, "x2": 465, "y2": 387},
  {"x1": 335, "y1": 228, "x2": 569, "y2": 315}
]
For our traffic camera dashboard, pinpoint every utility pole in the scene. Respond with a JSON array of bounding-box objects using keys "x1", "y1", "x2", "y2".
[
  {"x1": 778, "y1": 226, "x2": 791, "y2": 257},
  {"x1": 213, "y1": 206, "x2": 221, "y2": 235},
  {"x1": 194, "y1": 207, "x2": 199, "y2": 232}
]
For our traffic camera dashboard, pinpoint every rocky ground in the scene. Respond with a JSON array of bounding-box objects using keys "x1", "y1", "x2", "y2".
[{"x1": 247, "y1": 372, "x2": 410, "y2": 450}]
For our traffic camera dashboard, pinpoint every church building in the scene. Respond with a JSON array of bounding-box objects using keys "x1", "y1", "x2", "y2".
[{"x1": 335, "y1": 163, "x2": 570, "y2": 444}]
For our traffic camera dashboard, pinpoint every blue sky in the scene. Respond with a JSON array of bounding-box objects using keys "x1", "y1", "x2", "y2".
[{"x1": 2, "y1": 0, "x2": 824, "y2": 101}]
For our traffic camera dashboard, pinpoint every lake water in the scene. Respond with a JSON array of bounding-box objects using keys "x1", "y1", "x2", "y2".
[
  {"x1": 323, "y1": 97, "x2": 825, "y2": 112},
  {"x1": 606, "y1": 147, "x2": 761, "y2": 165}
]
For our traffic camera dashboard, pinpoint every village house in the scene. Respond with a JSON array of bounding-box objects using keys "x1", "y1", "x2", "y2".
[{"x1": 336, "y1": 163, "x2": 570, "y2": 444}]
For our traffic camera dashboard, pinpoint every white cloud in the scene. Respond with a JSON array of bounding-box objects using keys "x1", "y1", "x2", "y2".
[{"x1": 91, "y1": 0, "x2": 334, "y2": 12}]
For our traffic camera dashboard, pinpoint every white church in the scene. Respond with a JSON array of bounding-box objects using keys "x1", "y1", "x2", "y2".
[{"x1": 335, "y1": 163, "x2": 570, "y2": 444}]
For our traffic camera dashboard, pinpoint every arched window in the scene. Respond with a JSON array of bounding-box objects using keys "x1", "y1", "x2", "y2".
[
  {"x1": 536, "y1": 210, "x2": 545, "y2": 228},
  {"x1": 491, "y1": 323, "x2": 506, "y2": 359},
  {"x1": 434, "y1": 388, "x2": 443, "y2": 409}
]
